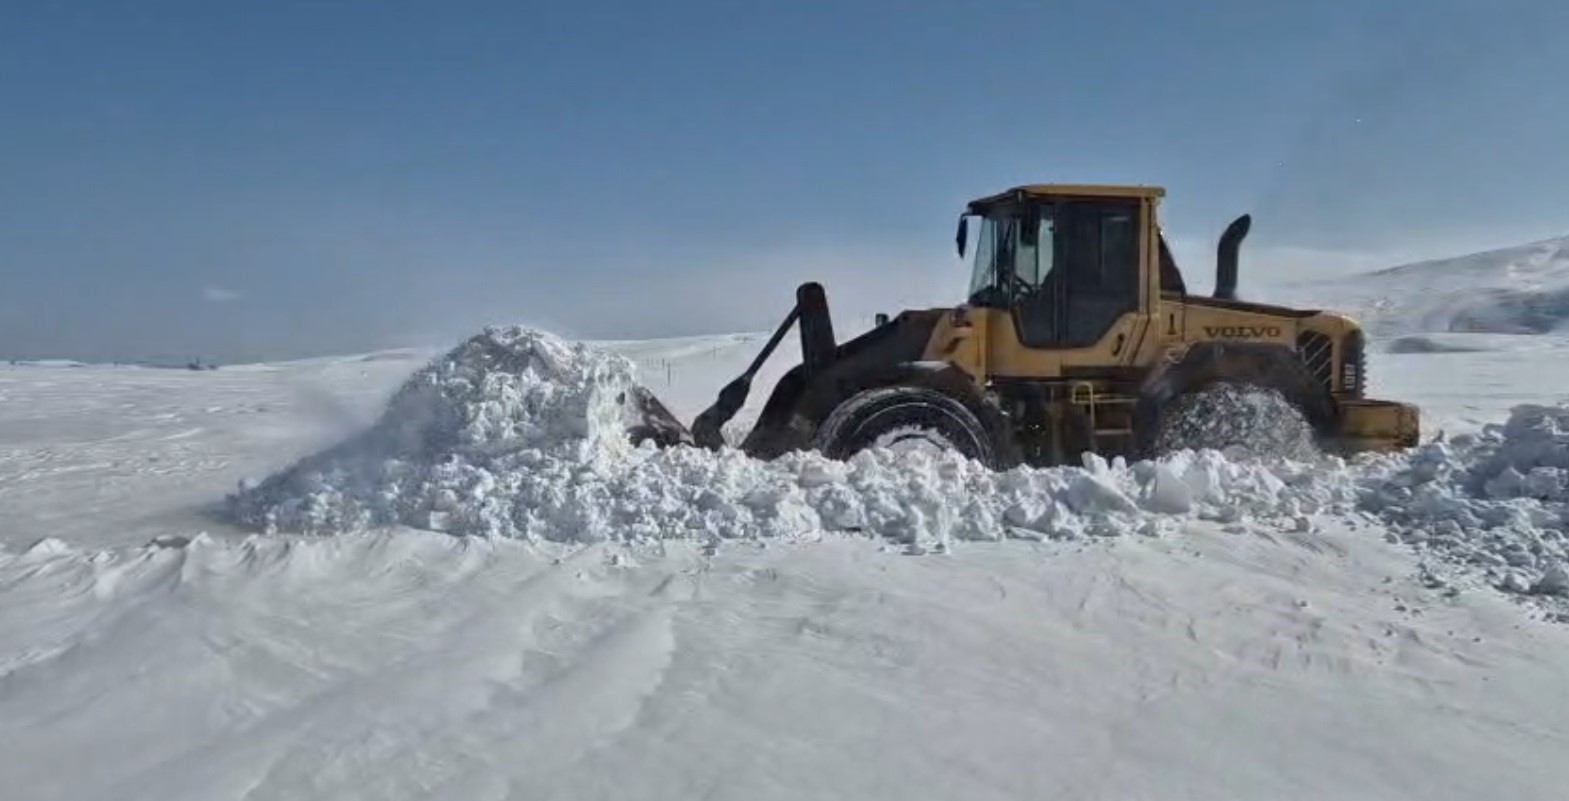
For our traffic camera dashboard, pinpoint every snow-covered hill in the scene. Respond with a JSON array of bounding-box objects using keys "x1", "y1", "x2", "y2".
[{"x1": 1278, "y1": 235, "x2": 1569, "y2": 341}]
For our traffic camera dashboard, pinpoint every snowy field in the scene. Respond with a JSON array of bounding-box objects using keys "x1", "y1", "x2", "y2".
[{"x1": 4, "y1": 241, "x2": 1569, "y2": 800}]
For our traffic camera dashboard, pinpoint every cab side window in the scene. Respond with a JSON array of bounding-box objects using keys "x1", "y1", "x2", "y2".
[{"x1": 1013, "y1": 200, "x2": 1142, "y2": 348}]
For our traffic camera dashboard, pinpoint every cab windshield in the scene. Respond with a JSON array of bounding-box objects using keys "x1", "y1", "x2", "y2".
[{"x1": 965, "y1": 209, "x2": 1055, "y2": 307}]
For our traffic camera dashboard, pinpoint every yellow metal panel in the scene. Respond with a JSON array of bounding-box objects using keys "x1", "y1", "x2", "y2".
[
  {"x1": 982, "y1": 307, "x2": 1147, "y2": 378},
  {"x1": 1338, "y1": 398, "x2": 1421, "y2": 452},
  {"x1": 921, "y1": 308, "x2": 988, "y2": 388},
  {"x1": 1125, "y1": 195, "x2": 1156, "y2": 366}
]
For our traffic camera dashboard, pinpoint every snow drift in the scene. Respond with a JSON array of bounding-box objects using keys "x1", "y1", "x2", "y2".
[{"x1": 230, "y1": 326, "x2": 1569, "y2": 605}]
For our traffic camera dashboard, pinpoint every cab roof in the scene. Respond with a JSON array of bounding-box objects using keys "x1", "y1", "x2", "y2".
[{"x1": 965, "y1": 183, "x2": 1166, "y2": 212}]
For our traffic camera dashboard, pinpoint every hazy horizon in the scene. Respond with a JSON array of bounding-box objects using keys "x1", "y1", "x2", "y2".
[{"x1": 5, "y1": 0, "x2": 1569, "y2": 363}]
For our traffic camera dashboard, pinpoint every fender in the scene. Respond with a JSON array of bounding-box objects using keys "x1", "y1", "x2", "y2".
[{"x1": 737, "y1": 310, "x2": 944, "y2": 459}]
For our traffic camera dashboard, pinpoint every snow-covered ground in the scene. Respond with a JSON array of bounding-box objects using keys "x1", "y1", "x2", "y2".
[
  {"x1": 7, "y1": 522, "x2": 1568, "y2": 801},
  {"x1": 4, "y1": 241, "x2": 1569, "y2": 800}
]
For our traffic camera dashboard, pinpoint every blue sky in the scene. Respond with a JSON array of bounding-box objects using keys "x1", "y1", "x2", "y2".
[{"x1": 3, "y1": 0, "x2": 1567, "y2": 362}]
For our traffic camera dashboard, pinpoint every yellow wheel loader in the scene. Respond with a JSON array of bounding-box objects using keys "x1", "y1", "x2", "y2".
[{"x1": 633, "y1": 183, "x2": 1419, "y2": 468}]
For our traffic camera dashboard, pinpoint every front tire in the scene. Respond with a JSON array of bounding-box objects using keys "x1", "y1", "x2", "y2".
[{"x1": 813, "y1": 386, "x2": 998, "y2": 467}]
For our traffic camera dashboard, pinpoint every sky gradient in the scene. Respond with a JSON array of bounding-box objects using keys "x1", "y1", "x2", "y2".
[{"x1": 4, "y1": 0, "x2": 1568, "y2": 362}]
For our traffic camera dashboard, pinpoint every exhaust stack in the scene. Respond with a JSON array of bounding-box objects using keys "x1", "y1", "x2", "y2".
[{"x1": 1214, "y1": 214, "x2": 1251, "y2": 301}]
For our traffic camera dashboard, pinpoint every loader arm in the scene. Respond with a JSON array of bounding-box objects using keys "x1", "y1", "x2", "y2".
[{"x1": 690, "y1": 283, "x2": 836, "y2": 449}]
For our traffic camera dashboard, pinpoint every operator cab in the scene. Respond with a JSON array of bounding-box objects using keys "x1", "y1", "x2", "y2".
[{"x1": 956, "y1": 184, "x2": 1187, "y2": 348}]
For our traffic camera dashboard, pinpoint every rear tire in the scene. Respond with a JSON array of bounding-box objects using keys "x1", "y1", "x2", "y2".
[
  {"x1": 1135, "y1": 343, "x2": 1339, "y2": 460},
  {"x1": 1149, "y1": 381, "x2": 1322, "y2": 460},
  {"x1": 813, "y1": 386, "x2": 998, "y2": 467}
]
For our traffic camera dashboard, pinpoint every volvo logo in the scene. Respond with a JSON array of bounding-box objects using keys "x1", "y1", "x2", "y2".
[{"x1": 1203, "y1": 325, "x2": 1282, "y2": 339}]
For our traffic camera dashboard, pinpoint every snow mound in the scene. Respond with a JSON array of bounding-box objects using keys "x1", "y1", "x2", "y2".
[
  {"x1": 228, "y1": 326, "x2": 654, "y2": 535},
  {"x1": 1358, "y1": 404, "x2": 1569, "y2": 598}
]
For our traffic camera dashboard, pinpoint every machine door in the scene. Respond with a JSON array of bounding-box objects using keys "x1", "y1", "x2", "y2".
[{"x1": 1011, "y1": 199, "x2": 1142, "y2": 349}]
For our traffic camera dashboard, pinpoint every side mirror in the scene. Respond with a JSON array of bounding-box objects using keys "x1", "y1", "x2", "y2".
[{"x1": 955, "y1": 217, "x2": 969, "y2": 258}]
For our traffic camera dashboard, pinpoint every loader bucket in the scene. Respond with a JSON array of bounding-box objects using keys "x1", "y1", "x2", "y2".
[{"x1": 622, "y1": 385, "x2": 696, "y2": 448}]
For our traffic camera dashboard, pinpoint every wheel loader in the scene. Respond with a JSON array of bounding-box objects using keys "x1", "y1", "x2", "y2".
[{"x1": 632, "y1": 183, "x2": 1420, "y2": 468}]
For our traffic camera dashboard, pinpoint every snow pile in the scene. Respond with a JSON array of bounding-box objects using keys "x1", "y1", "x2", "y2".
[
  {"x1": 228, "y1": 326, "x2": 650, "y2": 535},
  {"x1": 1358, "y1": 404, "x2": 1569, "y2": 597}
]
